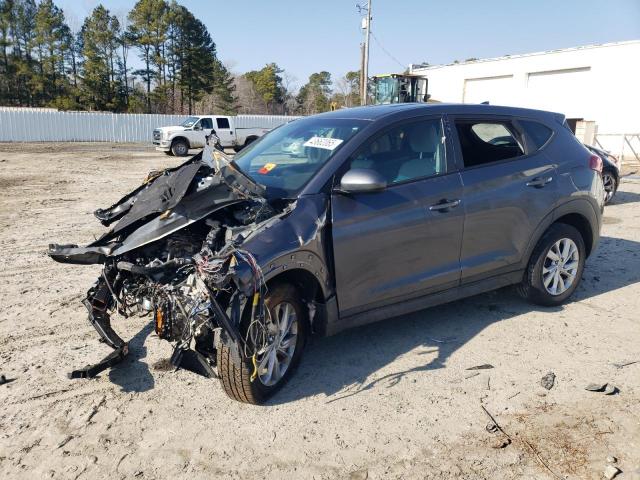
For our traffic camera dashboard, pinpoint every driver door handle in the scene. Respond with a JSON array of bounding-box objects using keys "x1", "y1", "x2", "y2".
[
  {"x1": 429, "y1": 199, "x2": 461, "y2": 212},
  {"x1": 526, "y1": 176, "x2": 553, "y2": 188}
]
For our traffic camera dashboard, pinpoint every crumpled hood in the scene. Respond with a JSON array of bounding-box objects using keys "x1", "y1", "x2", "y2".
[{"x1": 49, "y1": 143, "x2": 270, "y2": 265}]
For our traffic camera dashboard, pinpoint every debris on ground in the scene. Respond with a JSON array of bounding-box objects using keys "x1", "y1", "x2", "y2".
[
  {"x1": 490, "y1": 437, "x2": 512, "y2": 449},
  {"x1": 585, "y1": 383, "x2": 608, "y2": 392},
  {"x1": 466, "y1": 364, "x2": 494, "y2": 370},
  {"x1": 585, "y1": 383, "x2": 619, "y2": 395},
  {"x1": 604, "y1": 464, "x2": 621, "y2": 480},
  {"x1": 612, "y1": 360, "x2": 639, "y2": 368},
  {"x1": 606, "y1": 456, "x2": 617, "y2": 464},
  {"x1": 541, "y1": 372, "x2": 556, "y2": 390},
  {"x1": 486, "y1": 422, "x2": 499, "y2": 434},
  {"x1": 481, "y1": 406, "x2": 565, "y2": 479},
  {"x1": 464, "y1": 372, "x2": 480, "y2": 379},
  {"x1": 0, "y1": 374, "x2": 6, "y2": 385},
  {"x1": 603, "y1": 384, "x2": 619, "y2": 395}
]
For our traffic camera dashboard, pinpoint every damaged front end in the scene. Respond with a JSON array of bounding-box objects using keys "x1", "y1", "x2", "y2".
[{"x1": 49, "y1": 137, "x2": 294, "y2": 382}]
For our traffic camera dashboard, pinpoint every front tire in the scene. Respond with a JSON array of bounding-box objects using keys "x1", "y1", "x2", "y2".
[
  {"x1": 517, "y1": 223, "x2": 586, "y2": 306},
  {"x1": 217, "y1": 283, "x2": 308, "y2": 404},
  {"x1": 171, "y1": 139, "x2": 189, "y2": 157}
]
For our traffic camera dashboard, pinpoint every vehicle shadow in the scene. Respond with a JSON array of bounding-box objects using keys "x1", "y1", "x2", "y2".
[
  {"x1": 271, "y1": 235, "x2": 640, "y2": 405},
  {"x1": 108, "y1": 321, "x2": 155, "y2": 393}
]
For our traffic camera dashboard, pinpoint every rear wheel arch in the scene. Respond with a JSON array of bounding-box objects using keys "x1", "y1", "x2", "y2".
[
  {"x1": 554, "y1": 212, "x2": 594, "y2": 257},
  {"x1": 523, "y1": 200, "x2": 598, "y2": 268},
  {"x1": 244, "y1": 136, "x2": 258, "y2": 147}
]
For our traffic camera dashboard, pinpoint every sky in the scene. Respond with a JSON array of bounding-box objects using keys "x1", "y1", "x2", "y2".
[{"x1": 56, "y1": 0, "x2": 640, "y2": 90}]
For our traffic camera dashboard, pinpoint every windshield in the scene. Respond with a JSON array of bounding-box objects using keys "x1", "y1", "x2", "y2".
[
  {"x1": 232, "y1": 117, "x2": 368, "y2": 197},
  {"x1": 181, "y1": 116, "x2": 199, "y2": 128}
]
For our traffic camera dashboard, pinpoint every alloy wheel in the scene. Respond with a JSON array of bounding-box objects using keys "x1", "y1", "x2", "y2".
[
  {"x1": 257, "y1": 302, "x2": 298, "y2": 386},
  {"x1": 542, "y1": 238, "x2": 580, "y2": 295},
  {"x1": 602, "y1": 172, "x2": 615, "y2": 203}
]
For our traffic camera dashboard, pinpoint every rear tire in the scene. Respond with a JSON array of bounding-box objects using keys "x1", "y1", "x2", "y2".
[
  {"x1": 217, "y1": 283, "x2": 308, "y2": 404},
  {"x1": 171, "y1": 139, "x2": 189, "y2": 157},
  {"x1": 517, "y1": 223, "x2": 586, "y2": 306},
  {"x1": 233, "y1": 137, "x2": 257, "y2": 153}
]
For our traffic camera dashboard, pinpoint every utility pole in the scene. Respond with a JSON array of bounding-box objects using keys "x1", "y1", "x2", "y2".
[
  {"x1": 359, "y1": 42, "x2": 365, "y2": 105},
  {"x1": 361, "y1": 0, "x2": 371, "y2": 106}
]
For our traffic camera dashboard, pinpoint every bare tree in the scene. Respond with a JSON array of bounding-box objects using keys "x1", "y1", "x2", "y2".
[{"x1": 234, "y1": 74, "x2": 263, "y2": 114}]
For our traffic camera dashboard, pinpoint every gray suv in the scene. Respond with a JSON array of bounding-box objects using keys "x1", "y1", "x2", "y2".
[{"x1": 50, "y1": 104, "x2": 605, "y2": 404}]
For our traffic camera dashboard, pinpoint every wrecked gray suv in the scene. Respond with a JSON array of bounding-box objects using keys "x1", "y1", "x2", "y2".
[{"x1": 50, "y1": 104, "x2": 605, "y2": 404}]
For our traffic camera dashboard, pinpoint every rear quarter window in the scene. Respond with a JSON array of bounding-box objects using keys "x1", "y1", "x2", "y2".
[{"x1": 520, "y1": 120, "x2": 553, "y2": 150}]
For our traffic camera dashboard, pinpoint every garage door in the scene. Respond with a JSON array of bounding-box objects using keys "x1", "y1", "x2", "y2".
[
  {"x1": 463, "y1": 75, "x2": 514, "y2": 106},
  {"x1": 525, "y1": 67, "x2": 591, "y2": 117}
]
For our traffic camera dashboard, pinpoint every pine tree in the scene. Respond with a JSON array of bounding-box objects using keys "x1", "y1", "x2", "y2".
[
  {"x1": 127, "y1": 0, "x2": 168, "y2": 112},
  {"x1": 211, "y1": 59, "x2": 237, "y2": 114},
  {"x1": 170, "y1": 6, "x2": 216, "y2": 114},
  {"x1": 80, "y1": 5, "x2": 124, "y2": 111},
  {"x1": 13, "y1": 0, "x2": 37, "y2": 105},
  {"x1": 244, "y1": 63, "x2": 285, "y2": 114},
  {"x1": 297, "y1": 71, "x2": 332, "y2": 114},
  {"x1": 34, "y1": 0, "x2": 68, "y2": 105}
]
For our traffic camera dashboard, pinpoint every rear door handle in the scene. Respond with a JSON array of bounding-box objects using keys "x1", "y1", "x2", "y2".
[
  {"x1": 429, "y1": 199, "x2": 461, "y2": 212},
  {"x1": 526, "y1": 176, "x2": 553, "y2": 188}
]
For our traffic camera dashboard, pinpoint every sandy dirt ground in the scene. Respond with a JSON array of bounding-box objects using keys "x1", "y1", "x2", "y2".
[{"x1": 0, "y1": 143, "x2": 639, "y2": 480}]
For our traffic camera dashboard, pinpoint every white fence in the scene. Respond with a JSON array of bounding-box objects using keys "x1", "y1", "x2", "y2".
[
  {"x1": 0, "y1": 108, "x2": 299, "y2": 143},
  {"x1": 594, "y1": 133, "x2": 640, "y2": 165}
]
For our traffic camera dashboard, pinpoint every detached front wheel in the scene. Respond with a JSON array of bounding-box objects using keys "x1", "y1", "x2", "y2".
[{"x1": 217, "y1": 283, "x2": 307, "y2": 404}]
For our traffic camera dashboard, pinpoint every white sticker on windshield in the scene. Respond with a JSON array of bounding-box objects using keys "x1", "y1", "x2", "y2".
[{"x1": 303, "y1": 136, "x2": 344, "y2": 150}]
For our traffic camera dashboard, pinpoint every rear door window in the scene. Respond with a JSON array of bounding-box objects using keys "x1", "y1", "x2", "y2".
[
  {"x1": 216, "y1": 117, "x2": 230, "y2": 129},
  {"x1": 455, "y1": 120, "x2": 524, "y2": 168}
]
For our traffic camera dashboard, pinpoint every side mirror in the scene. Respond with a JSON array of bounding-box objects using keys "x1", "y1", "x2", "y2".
[
  {"x1": 338, "y1": 168, "x2": 387, "y2": 193},
  {"x1": 193, "y1": 124, "x2": 202, "y2": 131}
]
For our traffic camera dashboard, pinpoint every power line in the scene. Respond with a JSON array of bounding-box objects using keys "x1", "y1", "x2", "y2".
[{"x1": 370, "y1": 30, "x2": 406, "y2": 70}]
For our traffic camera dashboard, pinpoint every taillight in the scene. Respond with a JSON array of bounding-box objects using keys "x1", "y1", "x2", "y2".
[{"x1": 589, "y1": 154, "x2": 603, "y2": 173}]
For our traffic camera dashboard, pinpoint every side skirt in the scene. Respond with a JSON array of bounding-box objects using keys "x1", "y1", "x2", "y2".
[{"x1": 325, "y1": 270, "x2": 523, "y2": 336}]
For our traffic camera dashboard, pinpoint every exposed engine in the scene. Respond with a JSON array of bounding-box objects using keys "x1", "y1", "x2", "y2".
[{"x1": 49, "y1": 135, "x2": 288, "y2": 380}]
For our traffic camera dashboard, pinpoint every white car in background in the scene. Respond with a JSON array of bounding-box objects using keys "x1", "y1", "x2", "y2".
[{"x1": 153, "y1": 115, "x2": 272, "y2": 156}]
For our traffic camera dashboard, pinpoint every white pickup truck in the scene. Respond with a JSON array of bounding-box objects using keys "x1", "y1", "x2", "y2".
[{"x1": 153, "y1": 115, "x2": 276, "y2": 156}]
